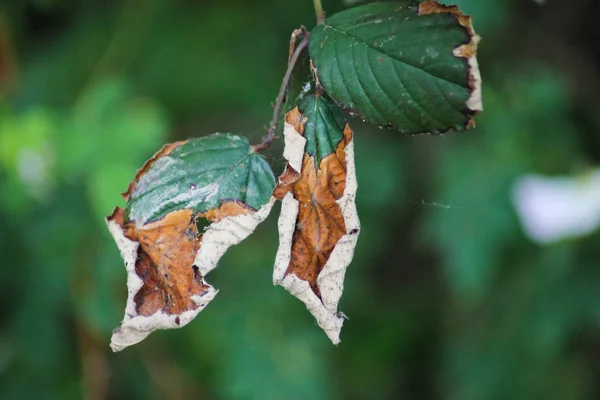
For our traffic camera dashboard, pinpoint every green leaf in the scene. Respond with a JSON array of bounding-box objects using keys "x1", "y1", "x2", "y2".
[
  {"x1": 309, "y1": 1, "x2": 482, "y2": 134},
  {"x1": 125, "y1": 133, "x2": 275, "y2": 225},
  {"x1": 297, "y1": 93, "x2": 346, "y2": 164}
]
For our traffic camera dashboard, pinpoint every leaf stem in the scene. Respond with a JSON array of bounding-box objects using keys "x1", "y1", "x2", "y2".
[
  {"x1": 253, "y1": 27, "x2": 309, "y2": 153},
  {"x1": 313, "y1": 0, "x2": 325, "y2": 25}
]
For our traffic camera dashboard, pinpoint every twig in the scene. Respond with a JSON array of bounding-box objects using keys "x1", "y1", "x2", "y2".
[
  {"x1": 313, "y1": 0, "x2": 325, "y2": 25},
  {"x1": 288, "y1": 27, "x2": 304, "y2": 63},
  {"x1": 252, "y1": 28, "x2": 309, "y2": 153}
]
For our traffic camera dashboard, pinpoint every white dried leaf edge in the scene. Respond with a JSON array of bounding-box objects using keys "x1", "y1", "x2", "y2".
[
  {"x1": 106, "y1": 200, "x2": 274, "y2": 352},
  {"x1": 273, "y1": 120, "x2": 360, "y2": 345},
  {"x1": 459, "y1": 33, "x2": 483, "y2": 113}
]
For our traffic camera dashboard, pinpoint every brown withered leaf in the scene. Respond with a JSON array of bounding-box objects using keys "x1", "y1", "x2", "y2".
[
  {"x1": 121, "y1": 208, "x2": 208, "y2": 317},
  {"x1": 283, "y1": 130, "x2": 350, "y2": 297},
  {"x1": 273, "y1": 94, "x2": 359, "y2": 344},
  {"x1": 107, "y1": 200, "x2": 261, "y2": 352},
  {"x1": 106, "y1": 134, "x2": 276, "y2": 351}
]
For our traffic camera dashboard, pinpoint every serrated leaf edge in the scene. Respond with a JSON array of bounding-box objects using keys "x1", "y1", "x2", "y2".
[{"x1": 310, "y1": 0, "x2": 483, "y2": 132}]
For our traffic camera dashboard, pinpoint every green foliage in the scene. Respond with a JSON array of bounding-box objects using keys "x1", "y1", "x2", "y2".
[
  {"x1": 2, "y1": 0, "x2": 600, "y2": 399},
  {"x1": 105, "y1": 0, "x2": 481, "y2": 354},
  {"x1": 297, "y1": 93, "x2": 346, "y2": 163},
  {"x1": 309, "y1": 1, "x2": 475, "y2": 133},
  {"x1": 126, "y1": 134, "x2": 275, "y2": 225}
]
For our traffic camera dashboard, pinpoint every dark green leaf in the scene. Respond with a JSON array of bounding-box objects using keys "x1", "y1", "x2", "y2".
[
  {"x1": 309, "y1": 1, "x2": 482, "y2": 134},
  {"x1": 126, "y1": 133, "x2": 275, "y2": 225},
  {"x1": 297, "y1": 93, "x2": 346, "y2": 164}
]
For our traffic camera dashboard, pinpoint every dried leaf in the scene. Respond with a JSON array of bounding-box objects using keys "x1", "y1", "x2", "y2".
[
  {"x1": 107, "y1": 133, "x2": 275, "y2": 351},
  {"x1": 273, "y1": 94, "x2": 360, "y2": 344}
]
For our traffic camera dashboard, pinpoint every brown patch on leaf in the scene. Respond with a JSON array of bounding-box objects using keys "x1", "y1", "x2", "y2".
[
  {"x1": 118, "y1": 209, "x2": 209, "y2": 316},
  {"x1": 340, "y1": 124, "x2": 353, "y2": 153},
  {"x1": 121, "y1": 141, "x2": 185, "y2": 201},
  {"x1": 107, "y1": 206, "x2": 126, "y2": 226},
  {"x1": 283, "y1": 126, "x2": 352, "y2": 298},
  {"x1": 285, "y1": 106, "x2": 305, "y2": 135},
  {"x1": 110, "y1": 198, "x2": 252, "y2": 317},
  {"x1": 274, "y1": 171, "x2": 299, "y2": 199},
  {"x1": 418, "y1": 1, "x2": 471, "y2": 28},
  {"x1": 202, "y1": 200, "x2": 253, "y2": 223},
  {"x1": 453, "y1": 35, "x2": 479, "y2": 59},
  {"x1": 273, "y1": 106, "x2": 307, "y2": 200}
]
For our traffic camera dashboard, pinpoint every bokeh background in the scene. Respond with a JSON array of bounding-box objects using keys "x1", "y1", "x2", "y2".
[{"x1": 2, "y1": 0, "x2": 600, "y2": 399}]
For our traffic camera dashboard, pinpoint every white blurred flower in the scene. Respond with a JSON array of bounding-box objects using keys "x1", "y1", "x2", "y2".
[
  {"x1": 15, "y1": 144, "x2": 55, "y2": 200},
  {"x1": 512, "y1": 170, "x2": 600, "y2": 244}
]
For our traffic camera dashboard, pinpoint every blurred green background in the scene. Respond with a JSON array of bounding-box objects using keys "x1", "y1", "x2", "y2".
[{"x1": 2, "y1": 0, "x2": 600, "y2": 399}]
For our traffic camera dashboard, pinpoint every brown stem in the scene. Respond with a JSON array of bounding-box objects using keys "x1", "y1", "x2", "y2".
[{"x1": 252, "y1": 27, "x2": 309, "y2": 153}]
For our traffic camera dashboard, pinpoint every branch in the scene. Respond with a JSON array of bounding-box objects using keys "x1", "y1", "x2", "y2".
[
  {"x1": 313, "y1": 0, "x2": 325, "y2": 25},
  {"x1": 253, "y1": 28, "x2": 309, "y2": 153}
]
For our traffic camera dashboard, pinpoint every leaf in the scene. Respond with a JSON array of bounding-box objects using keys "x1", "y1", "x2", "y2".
[
  {"x1": 124, "y1": 133, "x2": 274, "y2": 226},
  {"x1": 273, "y1": 93, "x2": 360, "y2": 344},
  {"x1": 309, "y1": 0, "x2": 482, "y2": 134},
  {"x1": 106, "y1": 133, "x2": 276, "y2": 351}
]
